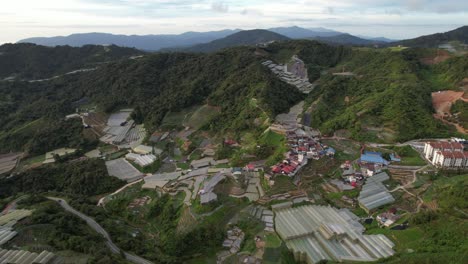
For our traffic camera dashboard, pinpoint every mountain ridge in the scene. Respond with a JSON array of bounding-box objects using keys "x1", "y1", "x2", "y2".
[
  {"x1": 182, "y1": 29, "x2": 290, "y2": 53},
  {"x1": 394, "y1": 26, "x2": 468, "y2": 47},
  {"x1": 18, "y1": 26, "x2": 392, "y2": 51}
]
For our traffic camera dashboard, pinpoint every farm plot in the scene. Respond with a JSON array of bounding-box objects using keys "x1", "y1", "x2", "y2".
[{"x1": 0, "y1": 152, "x2": 22, "y2": 175}]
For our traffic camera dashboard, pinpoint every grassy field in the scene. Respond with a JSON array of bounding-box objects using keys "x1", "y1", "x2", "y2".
[
  {"x1": 160, "y1": 106, "x2": 199, "y2": 129},
  {"x1": 17, "y1": 154, "x2": 45, "y2": 169},
  {"x1": 367, "y1": 216, "x2": 468, "y2": 264},
  {"x1": 185, "y1": 105, "x2": 221, "y2": 129},
  {"x1": 383, "y1": 145, "x2": 427, "y2": 166},
  {"x1": 321, "y1": 139, "x2": 360, "y2": 161},
  {"x1": 261, "y1": 130, "x2": 285, "y2": 147},
  {"x1": 266, "y1": 176, "x2": 297, "y2": 196},
  {"x1": 177, "y1": 162, "x2": 189, "y2": 170},
  {"x1": 265, "y1": 233, "x2": 282, "y2": 248}
]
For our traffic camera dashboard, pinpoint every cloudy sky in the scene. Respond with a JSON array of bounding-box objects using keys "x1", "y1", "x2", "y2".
[{"x1": 1, "y1": 0, "x2": 467, "y2": 43}]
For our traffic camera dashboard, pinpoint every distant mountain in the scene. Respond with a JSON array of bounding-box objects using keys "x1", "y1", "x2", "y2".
[
  {"x1": 367, "y1": 37, "x2": 397, "y2": 43},
  {"x1": 268, "y1": 26, "x2": 341, "y2": 39},
  {"x1": 0, "y1": 43, "x2": 143, "y2": 79},
  {"x1": 355, "y1": 35, "x2": 397, "y2": 43},
  {"x1": 18, "y1": 30, "x2": 241, "y2": 51},
  {"x1": 17, "y1": 26, "x2": 343, "y2": 51},
  {"x1": 184, "y1": 29, "x2": 290, "y2": 53},
  {"x1": 395, "y1": 26, "x2": 468, "y2": 47},
  {"x1": 312, "y1": 33, "x2": 384, "y2": 46}
]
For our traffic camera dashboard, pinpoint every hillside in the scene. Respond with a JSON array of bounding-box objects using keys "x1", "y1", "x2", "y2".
[
  {"x1": 0, "y1": 41, "x2": 348, "y2": 154},
  {"x1": 0, "y1": 43, "x2": 144, "y2": 79},
  {"x1": 184, "y1": 29, "x2": 290, "y2": 53},
  {"x1": 18, "y1": 30, "x2": 241, "y2": 51},
  {"x1": 312, "y1": 33, "x2": 384, "y2": 46},
  {"x1": 395, "y1": 26, "x2": 468, "y2": 47},
  {"x1": 307, "y1": 48, "x2": 465, "y2": 142}
]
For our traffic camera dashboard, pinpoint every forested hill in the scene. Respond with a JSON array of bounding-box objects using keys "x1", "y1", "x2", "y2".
[
  {"x1": 308, "y1": 49, "x2": 467, "y2": 142},
  {"x1": 183, "y1": 29, "x2": 290, "y2": 53},
  {"x1": 0, "y1": 41, "x2": 348, "y2": 154},
  {"x1": 0, "y1": 43, "x2": 144, "y2": 79},
  {"x1": 312, "y1": 33, "x2": 383, "y2": 46},
  {"x1": 394, "y1": 26, "x2": 468, "y2": 47}
]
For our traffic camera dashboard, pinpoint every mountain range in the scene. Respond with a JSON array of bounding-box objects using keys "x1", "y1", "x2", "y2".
[
  {"x1": 18, "y1": 30, "x2": 241, "y2": 51},
  {"x1": 18, "y1": 26, "x2": 393, "y2": 51}
]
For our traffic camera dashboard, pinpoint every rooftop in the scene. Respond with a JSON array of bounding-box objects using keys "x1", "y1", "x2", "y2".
[
  {"x1": 358, "y1": 172, "x2": 395, "y2": 211},
  {"x1": 275, "y1": 205, "x2": 394, "y2": 264}
]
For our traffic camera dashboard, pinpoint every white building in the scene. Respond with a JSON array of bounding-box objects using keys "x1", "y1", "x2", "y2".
[{"x1": 423, "y1": 141, "x2": 464, "y2": 167}]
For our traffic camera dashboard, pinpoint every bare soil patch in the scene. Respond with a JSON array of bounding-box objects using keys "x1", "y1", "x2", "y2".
[
  {"x1": 432, "y1": 90, "x2": 465, "y2": 115},
  {"x1": 420, "y1": 50, "x2": 451, "y2": 65}
]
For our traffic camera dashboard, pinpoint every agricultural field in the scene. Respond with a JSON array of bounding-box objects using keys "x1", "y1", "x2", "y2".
[
  {"x1": 0, "y1": 152, "x2": 22, "y2": 174},
  {"x1": 185, "y1": 105, "x2": 221, "y2": 130},
  {"x1": 266, "y1": 175, "x2": 297, "y2": 196}
]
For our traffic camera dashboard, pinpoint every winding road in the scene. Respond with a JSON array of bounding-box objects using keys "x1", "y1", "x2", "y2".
[{"x1": 47, "y1": 197, "x2": 153, "y2": 264}]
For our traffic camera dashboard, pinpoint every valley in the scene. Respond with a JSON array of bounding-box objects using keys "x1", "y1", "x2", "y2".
[{"x1": 0, "y1": 26, "x2": 467, "y2": 264}]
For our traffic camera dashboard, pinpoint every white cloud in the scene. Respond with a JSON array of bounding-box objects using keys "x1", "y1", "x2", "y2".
[{"x1": 211, "y1": 2, "x2": 229, "y2": 13}]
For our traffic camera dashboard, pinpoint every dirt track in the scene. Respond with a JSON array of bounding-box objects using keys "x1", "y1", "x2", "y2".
[{"x1": 432, "y1": 90, "x2": 465, "y2": 115}]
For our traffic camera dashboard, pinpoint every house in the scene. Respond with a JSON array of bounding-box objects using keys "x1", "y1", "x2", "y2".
[
  {"x1": 389, "y1": 154, "x2": 401, "y2": 162},
  {"x1": 190, "y1": 157, "x2": 214, "y2": 169},
  {"x1": 215, "y1": 159, "x2": 230, "y2": 165},
  {"x1": 224, "y1": 139, "x2": 238, "y2": 146},
  {"x1": 326, "y1": 147, "x2": 336, "y2": 157},
  {"x1": 360, "y1": 151, "x2": 389, "y2": 166}
]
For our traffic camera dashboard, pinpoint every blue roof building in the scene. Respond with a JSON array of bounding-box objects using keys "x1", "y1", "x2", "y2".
[
  {"x1": 389, "y1": 154, "x2": 401, "y2": 162},
  {"x1": 360, "y1": 151, "x2": 389, "y2": 165},
  {"x1": 326, "y1": 147, "x2": 336, "y2": 156}
]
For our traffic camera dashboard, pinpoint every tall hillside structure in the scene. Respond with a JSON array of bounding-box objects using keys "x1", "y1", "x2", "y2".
[{"x1": 286, "y1": 55, "x2": 308, "y2": 79}]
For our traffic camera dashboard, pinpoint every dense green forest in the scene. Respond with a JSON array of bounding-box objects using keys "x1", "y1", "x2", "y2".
[
  {"x1": 0, "y1": 42, "x2": 347, "y2": 153},
  {"x1": 307, "y1": 49, "x2": 466, "y2": 142},
  {"x1": 0, "y1": 43, "x2": 143, "y2": 79},
  {"x1": 0, "y1": 41, "x2": 465, "y2": 154},
  {"x1": 0, "y1": 159, "x2": 124, "y2": 198},
  {"x1": 0, "y1": 118, "x2": 96, "y2": 155},
  {"x1": 432, "y1": 54, "x2": 468, "y2": 84}
]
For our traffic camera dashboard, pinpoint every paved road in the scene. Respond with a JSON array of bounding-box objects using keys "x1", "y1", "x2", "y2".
[
  {"x1": 97, "y1": 179, "x2": 143, "y2": 206},
  {"x1": 48, "y1": 197, "x2": 153, "y2": 264}
]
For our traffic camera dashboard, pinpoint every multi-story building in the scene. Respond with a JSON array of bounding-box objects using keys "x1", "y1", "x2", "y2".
[{"x1": 424, "y1": 141, "x2": 466, "y2": 168}]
